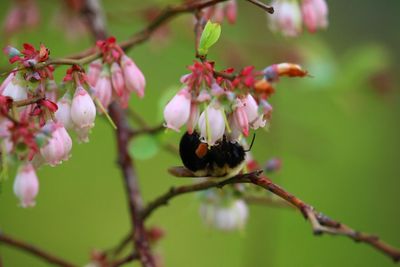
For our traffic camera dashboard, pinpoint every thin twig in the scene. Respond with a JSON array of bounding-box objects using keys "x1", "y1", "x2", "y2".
[
  {"x1": 110, "y1": 252, "x2": 139, "y2": 267},
  {"x1": 246, "y1": 0, "x2": 274, "y2": 14},
  {"x1": 0, "y1": 232, "x2": 77, "y2": 267}
]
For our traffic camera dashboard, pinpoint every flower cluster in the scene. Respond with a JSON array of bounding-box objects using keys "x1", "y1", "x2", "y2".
[
  {"x1": 87, "y1": 37, "x2": 146, "y2": 109},
  {"x1": 268, "y1": 0, "x2": 328, "y2": 37},
  {"x1": 163, "y1": 60, "x2": 307, "y2": 145},
  {"x1": 202, "y1": 0, "x2": 237, "y2": 24},
  {"x1": 0, "y1": 40, "x2": 145, "y2": 207}
]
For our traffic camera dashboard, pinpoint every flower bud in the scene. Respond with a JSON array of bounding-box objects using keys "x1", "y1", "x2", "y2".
[
  {"x1": 55, "y1": 94, "x2": 73, "y2": 129},
  {"x1": 198, "y1": 103, "x2": 225, "y2": 145},
  {"x1": 121, "y1": 55, "x2": 145, "y2": 98},
  {"x1": 93, "y1": 71, "x2": 112, "y2": 110},
  {"x1": 301, "y1": 0, "x2": 328, "y2": 33},
  {"x1": 225, "y1": 0, "x2": 237, "y2": 24},
  {"x1": 87, "y1": 59, "x2": 102, "y2": 87},
  {"x1": 71, "y1": 86, "x2": 96, "y2": 141},
  {"x1": 110, "y1": 62, "x2": 125, "y2": 97},
  {"x1": 4, "y1": 7, "x2": 22, "y2": 34},
  {"x1": 13, "y1": 163, "x2": 39, "y2": 208},
  {"x1": 163, "y1": 88, "x2": 191, "y2": 132}
]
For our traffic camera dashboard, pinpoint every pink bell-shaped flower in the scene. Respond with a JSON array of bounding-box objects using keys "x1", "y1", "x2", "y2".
[
  {"x1": 87, "y1": 59, "x2": 103, "y2": 87},
  {"x1": 301, "y1": 0, "x2": 328, "y2": 33},
  {"x1": 71, "y1": 86, "x2": 96, "y2": 142},
  {"x1": 13, "y1": 163, "x2": 39, "y2": 208},
  {"x1": 163, "y1": 88, "x2": 191, "y2": 132},
  {"x1": 121, "y1": 55, "x2": 145, "y2": 98},
  {"x1": 55, "y1": 94, "x2": 73, "y2": 129},
  {"x1": 40, "y1": 123, "x2": 72, "y2": 166},
  {"x1": 269, "y1": 0, "x2": 302, "y2": 37},
  {"x1": 110, "y1": 62, "x2": 125, "y2": 97},
  {"x1": 93, "y1": 71, "x2": 113, "y2": 110}
]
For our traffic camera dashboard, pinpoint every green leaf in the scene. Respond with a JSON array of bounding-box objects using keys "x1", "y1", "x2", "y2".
[
  {"x1": 129, "y1": 135, "x2": 160, "y2": 160},
  {"x1": 198, "y1": 21, "x2": 222, "y2": 56}
]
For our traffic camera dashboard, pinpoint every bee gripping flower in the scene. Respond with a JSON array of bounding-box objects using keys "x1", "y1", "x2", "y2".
[
  {"x1": 163, "y1": 88, "x2": 191, "y2": 132},
  {"x1": 13, "y1": 163, "x2": 39, "y2": 208}
]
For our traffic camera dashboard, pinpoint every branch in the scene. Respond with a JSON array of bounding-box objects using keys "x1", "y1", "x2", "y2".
[
  {"x1": 0, "y1": 232, "x2": 77, "y2": 267},
  {"x1": 81, "y1": 1, "x2": 156, "y2": 266},
  {"x1": 246, "y1": 0, "x2": 274, "y2": 14},
  {"x1": 139, "y1": 170, "x2": 400, "y2": 262}
]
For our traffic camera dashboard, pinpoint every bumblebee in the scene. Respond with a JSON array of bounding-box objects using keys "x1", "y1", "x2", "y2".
[{"x1": 177, "y1": 131, "x2": 251, "y2": 178}]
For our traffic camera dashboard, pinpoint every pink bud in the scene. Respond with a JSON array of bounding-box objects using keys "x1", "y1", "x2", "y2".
[
  {"x1": 121, "y1": 55, "x2": 145, "y2": 98},
  {"x1": 3, "y1": 7, "x2": 22, "y2": 34},
  {"x1": 71, "y1": 86, "x2": 96, "y2": 140},
  {"x1": 110, "y1": 62, "x2": 125, "y2": 97},
  {"x1": 13, "y1": 163, "x2": 39, "y2": 208},
  {"x1": 269, "y1": 0, "x2": 302, "y2": 37},
  {"x1": 25, "y1": 0, "x2": 40, "y2": 28},
  {"x1": 0, "y1": 72, "x2": 15, "y2": 95},
  {"x1": 301, "y1": 0, "x2": 328, "y2": 33},
  {"x1": 187, "y1": 102, "x2": 199, "y2": 134},
  {"x1": 233, "y1": 100, "x2": 249, "y2": 137},
  {"x1": 55, "y1": 94, "x2": 73, "y2": 129},
  {"x1": 163, "y1": 88, "x2": 191, "y2": 132},
  {"x1": 213, "y1": 4, "x2": 225, "y2": 24},
  {"x1": 87, "y1": 59, "x2": 103, "y2": 87},
  {"x1": 225, "y1": 0, "x2": 237, "y2": 24},
  {"x1": 93, "y1": 72, "x2": 113, "y2": 110},
  {"x1": 198, "y1": 104, "x2": 225, "y2": 146},
  {"x1": 40, "y1": 123, "x2": 72, "y2": 166},
  {"x1": 2, "y1": 79, "x2": 27, "y2": 101}
]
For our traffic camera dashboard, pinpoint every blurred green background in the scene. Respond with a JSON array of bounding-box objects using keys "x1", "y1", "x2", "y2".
[{"x1": 1, "y1": 0, "x2": 400, "y2": 266}]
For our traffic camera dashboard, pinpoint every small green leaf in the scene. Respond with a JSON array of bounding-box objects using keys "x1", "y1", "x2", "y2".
[
  {"x1": 198, "y1": 21, "x2": 222, "y2": 56},
  {"x1": 129, "y1": 135, "x2": 160, "y2": 160}
]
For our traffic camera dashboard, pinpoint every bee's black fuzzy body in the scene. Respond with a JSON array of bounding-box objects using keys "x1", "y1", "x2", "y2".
[{"x1": 179, "y1": 131, "x2": 246, "y2": 178}]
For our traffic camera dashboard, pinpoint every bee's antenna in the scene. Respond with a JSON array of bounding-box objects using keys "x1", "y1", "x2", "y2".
[{"x1": 244, "y1": 133, "x2": 256, "y2": 152}]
